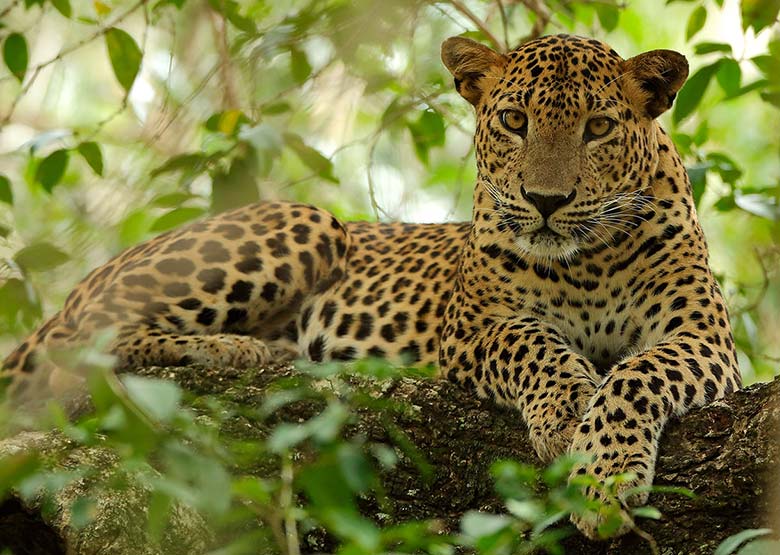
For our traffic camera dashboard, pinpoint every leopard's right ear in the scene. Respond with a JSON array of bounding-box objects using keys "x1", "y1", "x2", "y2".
[{"x1": 441, "y1": 37, "x2": 507, "y2": 106}]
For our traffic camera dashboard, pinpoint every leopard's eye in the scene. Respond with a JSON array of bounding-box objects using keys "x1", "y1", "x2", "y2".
[
  {"x1": 584, "y1": 117, "x2": 615, "y2": 141},
  {"x1": 498, "y1": 110, "x2": 527, "y2": 135}
]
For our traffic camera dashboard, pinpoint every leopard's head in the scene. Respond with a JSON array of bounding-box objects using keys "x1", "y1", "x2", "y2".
[{"x1": 442, "y1": 34, "x2": 688, "y2": 260}]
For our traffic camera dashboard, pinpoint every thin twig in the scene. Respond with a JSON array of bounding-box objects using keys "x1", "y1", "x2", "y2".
[
  {"x1": 0, "y1": 0, "x2": 147, "y2": 127},
  {"x1": 0, "y1": 0, "x2": 21, "y2": 19},
  {"x1": 280, "y1": 454, "x2": 300, "y2": 555},
  {"x1": 448, "y1": 0, "x2": 506, "y2": 52}
]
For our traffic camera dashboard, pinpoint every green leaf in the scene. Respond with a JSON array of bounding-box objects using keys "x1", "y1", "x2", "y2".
[
  {"x1": 34, "y1": 149, "x2": 69, "y2": 192},
  {"x1": 69, "y1": 497, "x2": 95, "y2": 529},
  {"x1": 121, "y1": 375, "x2": 182, "y2": 423},
  {"x1": 686, "y1": 5, "x2": 707, "y2": 40},
  {"x1": 105, "y1": 27, "x2": 142, "y2": 93},
  {"x1": 211, "y1": 153, "x2": 260, "y2": 213},
  {"x1": 76, "y1": 141, "x2": 104, "y2": 176},
  {"x1": 0, "y1": 224, "x2": 10, "y2": 238},
  {"x1": 0, "y1": 174, "x2": 12, "y2": 204},
  {"x1": 3, "y1": 33, "x2": 28, "y2": 82},
  {"x1": 737, "y1": 540, "x2": 780, "y2": 555},
  {"x1": 460, "y1": 511, "x2": 512, "y2": 539},
  {"x1": 262, "y1": 101, "x2": 291, "y2": 115},
  {"x1": 760, "y1": 89, "x2": 780, "y2": 108},
  {"x1": 687, "y1": 165, "x2": 708, "y2": 206},
  {"x1": 631, "y1": 506, "x2": 662, "y2": 520},
  {"x1": 741, "y1": 0, "x2": 780, "y2": 33},
  {"x1": 51, "y1": 0, "x2": 72, "y2": 17},
  {"x1": 595, "y1": 5, "x2": 620, "y2": 31},
  {"x1": 149, "y1": 207, "x2": 207, "y2": 232},
  {"x1": 714, "y1": 194, "x2": 737, "y2": 212},
  {"x1": 673, "y1": 61, "x2": 720, "y2": 123},
  {"x1": 151, "y1": 153, "x2": 208, "y2": 177},
  {"x1": 0, "y1": 452, "x2": 41, "y2": 499},
  {"x1": 283, "y1": 133, "x2": 338, "y2": 183},
  {"x1": 408, "y1": 109, "x2": 446, "y2": 164},
  {"x1": 716, "y1": 59, "x2": 741, "y2": 96},
  {"x1": 694, "y1": 42, "x2": 732, "y2": 55},
  {"x1": 151, "y1": 192, "x2": 195, "y2": 207},
  {"x1": 14, "y1": 242, "x2": 70, "y2": 273},
  {"x1": 290, "y1": 48, "x2": 312, "y2": 83},
  {"x1": 239, "y1": 123, "x2": 282, "y2": 176},
  {"x1": 751, "y1": 55, "x2": 780, "y2": 81},
  {"x1": 735, "y1": 193, "x2": 779, "y2": 220},
  {"x1": 715, "y1": 529, "x2": 773, "y2": 555}
]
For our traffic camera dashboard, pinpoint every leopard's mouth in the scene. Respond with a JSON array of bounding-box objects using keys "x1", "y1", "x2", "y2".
[{"x1": 514, "y1": 223, "x2": 580, "y2": 260}]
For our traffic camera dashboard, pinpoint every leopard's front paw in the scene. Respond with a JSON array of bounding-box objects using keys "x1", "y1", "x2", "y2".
[
  {"x1": 524, "y1": 369, "x2": 598, "y2": 462},
  {"x1": 568, "y1": 426, "x2": 656, "y2": 540}
]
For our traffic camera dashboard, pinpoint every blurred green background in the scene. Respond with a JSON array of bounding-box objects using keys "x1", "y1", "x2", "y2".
[{"x1": 0, "y1": 0, "x2": 778, "y2": 382}]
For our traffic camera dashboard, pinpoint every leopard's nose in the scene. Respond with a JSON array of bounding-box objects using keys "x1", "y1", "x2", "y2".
[{"x1": 521, "y1": 187, "x2": 576, "y2": 218}]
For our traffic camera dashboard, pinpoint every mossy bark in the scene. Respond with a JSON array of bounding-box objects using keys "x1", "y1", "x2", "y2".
[{"x1": 1, "y1": 364, "x2": 778, "y2": 555}]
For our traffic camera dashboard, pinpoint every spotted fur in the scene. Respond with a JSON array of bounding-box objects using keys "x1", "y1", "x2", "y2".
[{"x1": 2, "y1": 34, "x2": 739, "y2": 539}]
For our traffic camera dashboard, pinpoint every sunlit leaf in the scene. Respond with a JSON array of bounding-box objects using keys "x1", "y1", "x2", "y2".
[
  {"x1": 0, "y1": 174, "x2": 12, "y2": 204},
  {"x1": 3, "y1": 33, "x2": 28, "y2": 82},
  {"x1": 149, "y1": 207, "x2": 207, "y2": 232},
  {"x1": 737, "y1": 540, "x2": 780, "y2": 555},
  {"x1": 715, "y1": 528, "x2": 773, "y2": 555},
  {"x1": 14, "y1": 242, "x2": 70, "y2": 273},
  {"x1": 93, "y1": 0, "x2": 111, "y2": 15},
  {"x1": 735, "y1": 193, "x2": 779, "y2": 220},
  {"x1": 686, "y1": 5, "x2": 707, "y2": 40},
  {"x1": 461, "y1": 511, "x2": 512, "y2": 538},
  {"x1": 122, "y1": 375, "x2": 182, "y2": 422},
  {"x1": 34, "y1": 149, "x2": 69, "y2": 192},
  {"x1": 631, "y1": 506, "x2": 662, "y2": 520},
  {"x1": 105, "y1": 27, "x2": 142, "y2": 93},
  {"x1": 76, "y1": 141, "x2": 104, "y2": 176},
  {"x1": 204, "y1": 110, "x2": 249, "y2": 134},
  {"x1": 673, "y1": 61, "x2": 720, "y2": 123}
]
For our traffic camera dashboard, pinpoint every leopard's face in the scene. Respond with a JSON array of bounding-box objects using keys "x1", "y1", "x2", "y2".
[{"x1": 443, "y1": 34, "x2": 688, "y2": 260}]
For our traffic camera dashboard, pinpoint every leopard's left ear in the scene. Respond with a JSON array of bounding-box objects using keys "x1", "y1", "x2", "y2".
[
  {"x1": 622, "y1": 49, "x2": 689, "y2": 118},
  {"x1": 441, "y1": 36, "x2": 507, "y2": 106}
]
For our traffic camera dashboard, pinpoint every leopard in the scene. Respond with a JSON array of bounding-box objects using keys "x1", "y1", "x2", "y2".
[{"x1": 1, "y1": 34, "x2": 740, "y2": 539}]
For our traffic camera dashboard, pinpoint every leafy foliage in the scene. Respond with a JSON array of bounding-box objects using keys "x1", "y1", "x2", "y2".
[{"x1": 0, "y1": 0, "x2": 778, "y2": 551}]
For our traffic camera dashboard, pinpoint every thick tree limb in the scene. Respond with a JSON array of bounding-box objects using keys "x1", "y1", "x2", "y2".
[{"x1": 1, "y1": 365, "x2": 778, "y2": 554}]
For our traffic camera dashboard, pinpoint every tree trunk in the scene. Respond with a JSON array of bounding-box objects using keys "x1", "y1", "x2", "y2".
[{"x1": 1, "y1": 363, "x2": 778, "y2": 555}]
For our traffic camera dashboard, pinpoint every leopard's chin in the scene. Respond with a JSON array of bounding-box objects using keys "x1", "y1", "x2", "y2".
[{"x1": 515, "y1": 228, "x2": 580, "y2": 261}]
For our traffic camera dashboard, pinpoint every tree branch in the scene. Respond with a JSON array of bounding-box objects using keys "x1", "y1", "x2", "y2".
[{"x1": 0, "y1": 365, "x2": 777, "y2": 554}]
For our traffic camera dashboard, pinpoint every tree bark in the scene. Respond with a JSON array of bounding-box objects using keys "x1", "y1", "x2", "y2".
[{"x1": 1, "y1": 363, "x2": 778, "y2": 555}]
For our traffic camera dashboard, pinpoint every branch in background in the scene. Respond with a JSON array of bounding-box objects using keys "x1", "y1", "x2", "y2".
[{"x1": 448, "y1": 0, "x2": 507, "y2": 52}]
